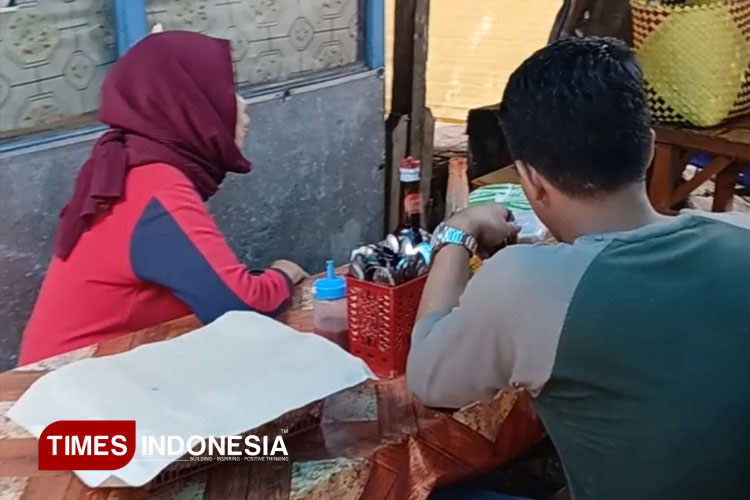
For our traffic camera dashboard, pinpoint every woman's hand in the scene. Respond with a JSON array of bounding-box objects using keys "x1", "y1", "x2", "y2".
[{"x1": 271, "y1": 260, "x2": 309, "y2": 285}]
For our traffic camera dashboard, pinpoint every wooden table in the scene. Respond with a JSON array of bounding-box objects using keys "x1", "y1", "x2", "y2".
[
  {"x1": 649, "y1": 114, "x2": 750, "y2": 213},
  {"x1": 0, "y1": 279, "x2": 544, "y2": 500}
]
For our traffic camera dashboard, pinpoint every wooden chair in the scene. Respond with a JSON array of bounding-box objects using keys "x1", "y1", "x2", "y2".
[{"x1": 648, "y1": 115, "x2": 750, "y2": 214}]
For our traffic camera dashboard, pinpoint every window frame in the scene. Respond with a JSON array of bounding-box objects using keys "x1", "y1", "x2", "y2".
[
  {"x1": 0, "y1": 0, "x2": 384, "y2": 152},
  {"x1": 113, "y1": 0, "x2": 147, "y2": 57},
  {"x1": 115, "y1": 0, "x2": 384, "y2": 69}
]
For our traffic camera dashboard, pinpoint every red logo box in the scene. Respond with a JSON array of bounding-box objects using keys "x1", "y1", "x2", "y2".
[{"x1": 38, "y1": 420, "x2": 136, "y2": 471}]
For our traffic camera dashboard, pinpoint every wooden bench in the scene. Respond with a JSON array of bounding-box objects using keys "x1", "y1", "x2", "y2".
[{"x1": 649, "y1": 115, "x2": 750, "y2": 214}]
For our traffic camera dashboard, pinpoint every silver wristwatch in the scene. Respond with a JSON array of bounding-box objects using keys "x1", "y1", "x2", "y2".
[{"x1": 430, "y1": 222, "x2": 478, "y2": 257}]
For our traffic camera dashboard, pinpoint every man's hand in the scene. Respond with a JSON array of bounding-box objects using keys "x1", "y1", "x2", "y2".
[
  {"x1": 415, "y1": 204, "x2": 519, "y2": 320},
  {"x1": 447, "y1": 204, "x2": 520, "y2": 256},
  {"x1": 271, "y1": 260, "x2": 309, "y2": 285}
]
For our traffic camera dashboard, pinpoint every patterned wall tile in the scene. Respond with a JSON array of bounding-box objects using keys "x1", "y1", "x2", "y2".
[
  {"x1": 0, "y1": 0, "x2": 116, "y2": 135},
  {"x1": 0, "y1": 0, "x2": 362, "y2": 136},
  {"x1": 145, "y1": 0, "x2": 362, "y2": 87}
]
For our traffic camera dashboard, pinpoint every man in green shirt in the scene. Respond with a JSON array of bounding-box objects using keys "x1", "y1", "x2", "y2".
[{"x1": 409, "y1": 37, "x2": 750, "y2": 500}]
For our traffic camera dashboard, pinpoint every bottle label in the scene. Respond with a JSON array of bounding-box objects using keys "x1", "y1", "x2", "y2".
[
  {"x1": 399, "y1": 168, "x2": 420, "y2": 183},
  {"x1": 404, "y1": 193, "x2": 422, "y2": 215}
]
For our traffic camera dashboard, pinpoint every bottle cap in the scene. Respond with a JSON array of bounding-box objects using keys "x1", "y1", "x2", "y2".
[{"x1": 313, "y1": 260, "x2": 346, "y2": 300}]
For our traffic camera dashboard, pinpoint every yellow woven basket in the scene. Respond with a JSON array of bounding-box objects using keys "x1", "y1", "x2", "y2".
[{"x1": 630, "y1": 0, "x2": 750, "y2": 127}]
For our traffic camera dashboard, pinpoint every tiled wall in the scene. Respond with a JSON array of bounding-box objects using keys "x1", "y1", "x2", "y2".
[
  {"x1": 0, "y1": 0, "x2": 116, "y2": 136},
  {"x1": 0, "y1": 0, "x2": 361, "y2": 136},
  {"x1": 385, "y1": 0, "x2": 560, "y2": 123},
  {"x1": 145, "y1": 0, "x2": 361, "y2": 86}
]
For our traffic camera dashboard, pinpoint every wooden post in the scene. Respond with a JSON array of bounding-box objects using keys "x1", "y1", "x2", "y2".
[
  {"x1": 390, "y1": 0, "x2": 417, "y2": 117},
  {"x1": 409, "y1": 0, "x2": 430, "y2": 161},
  {"x1": 648, "y1": 143, "x2": 680, "y2": 214},
  {"x1": 712, "y1": 162, "x2": 740, "y2": 212},
  {"x1": 386, "y1": 0, "x2": 433, "y2": 233},
  {"x1": 386, "y1": 115, "x2": 409, "y2": 233},
  {"x1": 420, "y1": 109, "x2": 434, "y2": 227}
]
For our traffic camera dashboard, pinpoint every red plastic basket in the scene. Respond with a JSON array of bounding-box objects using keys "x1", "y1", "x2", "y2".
[{"x1": 346, "y1": 273, "x2": 428, "y2": 378}]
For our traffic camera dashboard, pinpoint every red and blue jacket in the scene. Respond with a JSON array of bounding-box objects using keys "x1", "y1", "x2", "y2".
[{"x1": 19, "y1": 163, "x2": 292, "y2": 365}]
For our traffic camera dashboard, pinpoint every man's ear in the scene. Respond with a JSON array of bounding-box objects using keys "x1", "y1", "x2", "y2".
[
  {"x1": 151, "y1": 23, "x2": 164, "y2": 34},
  {"x1": 516, "y1": 160, "x2": 545, "y2": 201}
]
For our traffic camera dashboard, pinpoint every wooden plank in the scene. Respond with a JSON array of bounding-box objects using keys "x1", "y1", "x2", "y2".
[
  {"x1": 128, "y1": 316, "x2": 200, "y2": 349},
  {"x1": 712, "y1": 163, "x2": 742, "y2": 212},
  {"x1": 415, "y1": 416, "x2": 495, "y2": 470},
  {"x1": 419, "y1": 108, "x2": 434, "y2": 228},
  {"x1": 127, "y1": 329, "x2": 168, "y2": 350},
  {"x1": 408, "y1": 0, "x2": 430, "y2": 161},
  {"x1": 62, "y1": 477, "x2": 109, "y2": 500},
  {"x1": 93, "y1": 334, "x2": 133, "y2": 358},
  {"x1": 655, "y1": 116, "x2": 750, "y2": 161},
  {"x1": 319, "y1": 422, "x2": 381, "y2": 459},
  {"x1": 246, "y1": 459, "x2": 291, "y2": 500},
  {"x1": 19, "y1": 474, "x2": 72, "y2": 500},
  {"x1": 390, "y1": 0, "x2": 417, "y2": 116},
  {"x1": 388, "y1": 0, "x2": 431, "y2": 230},
  {"x1": 61, "y1": 477, "x2": 88, "y2": 500},
  {"x1": 669, "y1": 156, "x2": 734, "y2": 207},
  {"x1": 648, "y1": 143, "x2": 681, "y2": 214},
  {"x1": 0, "y1": 477, "x2": 29, "y2": 500},
  {"x1": 0, "y1": 438, "x2": 44, "y2": 478},
  {"x1": 386, "y1": 114, "x2": 409, "y2": 233},
  {"x1": 376, "y1": 379, "x2": 417, "y2": 440},
  {"x1": 360, "y1": 447, "x2": 406, "y2": 500},
  {"x1": 0, "y1": 371, "x2": 47, "y2": 402},
  {"x1": 204, "y1": 463, "x2": 251, "y2": 500},
  {"x1": 0, "y1": 437, "x2": 37, "y2": 460}
]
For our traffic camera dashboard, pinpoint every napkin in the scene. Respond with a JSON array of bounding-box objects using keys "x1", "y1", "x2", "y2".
[{"x1": 8, "y1": 311, "x2": 374, "y2": 487}]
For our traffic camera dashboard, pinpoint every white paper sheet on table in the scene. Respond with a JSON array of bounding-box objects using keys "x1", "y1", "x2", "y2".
[{"x1": 8, "y1": 311, "x2": 374, "y2": 488}]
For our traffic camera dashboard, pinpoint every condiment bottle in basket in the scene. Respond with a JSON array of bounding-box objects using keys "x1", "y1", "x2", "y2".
[
  {"x1": 312, "y1": 260, "x2": 348, "y2": 349},
  {"x1": 399, "y1": 157, "x2": 423, "y2": 240}
]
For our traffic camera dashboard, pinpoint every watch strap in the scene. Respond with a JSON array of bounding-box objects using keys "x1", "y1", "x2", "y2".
[{"x1": 431, "y1": 223, "x2": 478, "y2": 256}]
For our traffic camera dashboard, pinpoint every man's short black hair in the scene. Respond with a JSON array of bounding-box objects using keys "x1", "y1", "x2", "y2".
[{"x1": 499, "y1": 37, "x2": 652, "y2": 197}]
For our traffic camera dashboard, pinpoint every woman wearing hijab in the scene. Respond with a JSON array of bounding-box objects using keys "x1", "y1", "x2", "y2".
[{"x1": 18, "y1": 31, "x2": 307, "y2": 365}]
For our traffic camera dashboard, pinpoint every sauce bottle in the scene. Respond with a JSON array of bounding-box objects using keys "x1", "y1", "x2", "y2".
[
  {"x1": 399, "y1": 156, "x2": 424, "y2": 242},
  {"x1": 312, "y1": 260, "x2": 348, "y2": 349}
]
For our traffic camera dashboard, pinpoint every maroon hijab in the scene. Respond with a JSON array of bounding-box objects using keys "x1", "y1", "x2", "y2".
[{"x1": 53, "y1": 31, "x2": 251, "y2": 260}]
